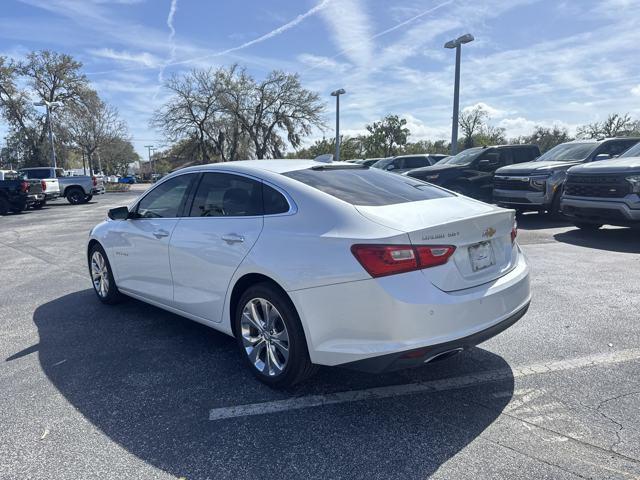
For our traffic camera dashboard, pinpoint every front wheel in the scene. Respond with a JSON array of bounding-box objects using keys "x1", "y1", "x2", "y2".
[
  {"x1": 235, "y1": 283, "x2": 317, "y2": 387},
  {"x1": 88, "y1": 244, "x2": 124, "y2": 304},
  {"x1": 84, "y1": 194, "x2": 93, "y2": 203},
  {"x1": 575, "y1": 223, "x2": 602, "y2": 231}
]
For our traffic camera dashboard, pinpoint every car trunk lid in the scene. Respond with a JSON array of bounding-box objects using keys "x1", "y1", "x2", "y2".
[{"x1": 355, "y1": 196, "x2": 517, "y2": 292}]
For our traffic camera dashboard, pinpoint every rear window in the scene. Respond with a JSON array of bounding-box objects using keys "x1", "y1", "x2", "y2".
[{"x1": 283, "y1": 167, "x2": 453, "y2": 206}]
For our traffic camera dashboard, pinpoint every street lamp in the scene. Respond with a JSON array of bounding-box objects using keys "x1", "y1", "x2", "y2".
[
  {"x1": 34, "y1": 100, "x2": 63, "y2": 168},
  {"x1": 330, "y1": 88, "x2": 346, "y2": 162},
  {"x1": 444, "y1": 33, "x2": 474, "y2": 155}
]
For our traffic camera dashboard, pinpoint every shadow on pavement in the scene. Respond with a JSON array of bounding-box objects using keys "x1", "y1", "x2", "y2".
[
  {"x1": 516, "y1": 212, "x2": 572, "y2": 230},
  {"x1": 31, "y1": 290, "x2": 514, "y2": 479},
  {"x1": 554, "y1": 227, "x2": 640, "y2": 253}
]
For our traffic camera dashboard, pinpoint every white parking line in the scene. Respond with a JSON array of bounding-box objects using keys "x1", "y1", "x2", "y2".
[{"x1": 209, "y1": 348, "x2": 640, "y2": 421}]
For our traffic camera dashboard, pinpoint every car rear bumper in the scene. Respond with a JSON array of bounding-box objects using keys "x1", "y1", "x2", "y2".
[
  {"x1": 26, "y1": 193, "x2": 45, "y2": 205},
  {"x1": 561, "y1": 196, "x2": 640, "y2": 225},
  {"x1": 45, "y1": 192, "x2": 60, "y2": 200},
  {"x1": 290, "y1": 248, "x2": 531, "y2": 367}
]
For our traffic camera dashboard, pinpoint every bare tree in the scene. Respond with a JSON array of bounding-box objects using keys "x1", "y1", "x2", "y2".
[
  {"x1": 458, "y1": 106, "x2": 489, "y2": 148},
  {"x1": 223, "y1": 68, "x2": 325, "y2": 159},
  {"x1": 151, "y1": 69, "x2": 230, "y2": 163},
  {"x1": 577, "y1": 113, "x2": 638, "y2": 139},
  {"x1": 64, "y1": 89, "x2": 127, "y2": 174}
]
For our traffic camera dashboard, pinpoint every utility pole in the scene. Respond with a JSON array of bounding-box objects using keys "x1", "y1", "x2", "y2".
[{"x1": 144, "y1": 145, "x2": 155, "y2": 180}]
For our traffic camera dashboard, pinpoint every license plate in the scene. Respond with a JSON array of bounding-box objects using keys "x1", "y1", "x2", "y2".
[{"x1": 468, "y1": 241, "x2": 495, "y2": 272}]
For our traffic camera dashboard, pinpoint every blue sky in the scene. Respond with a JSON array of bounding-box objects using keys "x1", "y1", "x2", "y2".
[{"x1": 2, "y1": 0, "x2": 640, "y2": 157}]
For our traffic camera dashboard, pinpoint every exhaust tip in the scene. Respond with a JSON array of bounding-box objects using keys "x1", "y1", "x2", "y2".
[{"x1": 424, "y1": 347, "x2": 464, "y2": 364}]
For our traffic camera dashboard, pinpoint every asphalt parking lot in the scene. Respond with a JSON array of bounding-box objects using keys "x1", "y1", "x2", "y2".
[{"x1": 1, "y1": 190, "x2": 639, "y2": 480}]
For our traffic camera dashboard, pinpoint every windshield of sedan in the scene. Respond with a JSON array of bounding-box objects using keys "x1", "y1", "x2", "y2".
[
  {"x1": 283, "y1": 167, "x2": 453, "y2": 206},
  {"x1": 621, "y1": 142, "x2": 640, "y2": 157},
  {"x1": 535, "y1": 142, "x2": 596, "y2": 162},
  {"x1": 438, "y1": 147, "x2": 483, "y2": 166}
]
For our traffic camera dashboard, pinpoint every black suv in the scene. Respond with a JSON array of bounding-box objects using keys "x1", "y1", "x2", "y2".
[{"x1": 405, "y1": 144, "x2": 540, "y2": 201}]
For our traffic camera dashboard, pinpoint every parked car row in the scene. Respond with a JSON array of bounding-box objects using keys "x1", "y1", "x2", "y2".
[
  {"x1": 358, "y1": 137, "x2": 640, "y2": 230},
  {"x1": 0, "y1": 166, "x2": 106, "y2": 215}
]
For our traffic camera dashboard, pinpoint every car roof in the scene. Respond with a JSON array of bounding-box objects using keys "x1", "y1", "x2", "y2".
[
  {"x1": 563, "y1": 137, "x2": 640, "y2": 144},
  {"x1": 177, "y1": 159, "x2": 320, "y2": 175}
]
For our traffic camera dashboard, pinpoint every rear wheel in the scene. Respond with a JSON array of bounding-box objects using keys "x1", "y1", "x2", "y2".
[
  {"x1": 84, "y1": 194, "x2": 93, "y2": 203},
  {"x1": 33, "y1": 200, "x2": 46, "y2": 209},
  {"x1": 235, "y1": 283, "x2": 317, "y2": 387},
  {"x1": 88, "y1": 244, "x2": 124, "y2": 304},
  {"x1": 66, "y1": 187, "x2": 85, "y2": 205},
  {"x1": 575, "y1": 223, "x2": 602, "y2": 231}
]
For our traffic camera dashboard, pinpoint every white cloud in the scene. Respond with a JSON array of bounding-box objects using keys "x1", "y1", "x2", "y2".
[
  {"x1": 462, "y1": 102, "x2": 512, "y2": 119},
  {"x1": 88, "y1": 48, "x2": 162, "y2": 67},
  {"x1": 632, "y1": 84, "x2": 640, "y2": 97},
  {"x1": 320, "y1": 0, "x2": 373, "y2": 68},
  {"x1": 297, "y1": 53, "x2": 350, "y2": 73}
]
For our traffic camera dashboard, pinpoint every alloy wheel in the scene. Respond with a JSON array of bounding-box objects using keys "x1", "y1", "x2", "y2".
[
  {"x1": 91, "y1": 250, "x2": 110, "y2": 298},
  {"x1": 240, "y1": 298, "x2": 290, "y2": 377}
]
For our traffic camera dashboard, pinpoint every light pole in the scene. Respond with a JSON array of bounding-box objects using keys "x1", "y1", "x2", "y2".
[
  {"x1": 34, "y1": 100, "x2": 63, "y2": 168},
  {"x1": 144, "y1": 145, "x2": 155, "y2": 180},
  {"x1": 444, "y1": 33, "x2": 474, "y2": 155},
  {"x1": 330, "y1": 89, "x2": 346, "y2": 162}
]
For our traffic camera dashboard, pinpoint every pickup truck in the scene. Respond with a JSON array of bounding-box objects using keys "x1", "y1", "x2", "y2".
[
  {"x1": 493, "y1": 137, "x2": 640, "y2": 216},
  {"x1": 405, "y1": 144, "x2": 540, "y2": 202},
  {"x1": 561, "y1": 142, "x2": 640, "y2": 230},
  {"x1": 19, "y1": 167, "x2": 104, "y2": 205},
  {"x1": 0, "y1": 170, "x2": 46, "y2": 214}
]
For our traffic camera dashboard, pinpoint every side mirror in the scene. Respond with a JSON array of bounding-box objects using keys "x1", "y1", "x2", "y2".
[
  {"x1": 593, "y1": 153, "x2": 612, "y2": 162},
  {"x1": 108, "y1": 206, "x2": 130, "y2": 220},
  {"x1": 386, "y1": 164, "x2": 396, "y2": 171}
]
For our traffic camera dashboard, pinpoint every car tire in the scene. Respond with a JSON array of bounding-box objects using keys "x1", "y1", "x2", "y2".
[
  {"x1": 0, "y1": 197, "x2": 9, "y2": 215},
  {"x1": 235, "y1": 282, "x2": 317, "y2": 387},
  {"x1": 66, "y1": 187, "x2": 86, "y2": 205},
  {"x1": 575, "y1": 223, "x2": 602, "y2": 231},
  {"x1": 33, "y1": 201, "x2": 46, "y2": 209},
  {"x1": 88, "y1": 244, "x2": 125, "y2": 304},
  {"x1": 84, "y1": 194, "x2": 93, "y2": 203}
]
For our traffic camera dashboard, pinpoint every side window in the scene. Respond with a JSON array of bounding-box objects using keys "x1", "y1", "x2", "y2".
[
  {"x1": 263, "y1": 183, "x2": 290, "y2": 215},
  {"x1": 136, "y1": 174, "x2": 194, "y2": 218},
  {"x1": 514, "y1": 148, "x2": 535, "y2": 163},
  {"x1": 22, "y1": 169, "x2": 48, "y2": 179},
  {"x1": 498, "y1": 149, "x2": 512, "y2": 165},
  {"x1": 597, "y1": 141, "x2": 635, "y2": 158},
  {"x1": 189, "y1": 173, "x2": 262, "y2": 217},
  {"x1": 405, "y1": 157, "x2": 429, "y2": 168}
]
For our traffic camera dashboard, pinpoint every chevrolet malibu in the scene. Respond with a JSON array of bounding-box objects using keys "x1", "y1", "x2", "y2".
[{"x1": 87, "y1": 160, "x2": 531, "y2": 387}]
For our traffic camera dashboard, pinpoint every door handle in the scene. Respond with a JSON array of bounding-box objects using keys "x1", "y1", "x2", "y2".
[
  {"x1": 221, "y1": 233, "x2": 245, "y2": 244},
  {"x1": 153, "y1": 229, "x2": 170, "y2": 239}
]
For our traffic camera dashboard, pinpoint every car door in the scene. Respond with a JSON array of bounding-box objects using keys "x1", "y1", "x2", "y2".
[
  {"x1": 108, "y1": 172, "x2": 197, "y2": 303},
  {"x1": 169, "y1": 172, "x2": 267, "y2": 323}
]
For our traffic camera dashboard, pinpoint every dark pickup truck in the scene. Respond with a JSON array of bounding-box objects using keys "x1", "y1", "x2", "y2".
[
  {"x1": 405, "y1": 144, "x2": 540, "y2": 202},
  {"x1": 0, "y1": 170, "x2": 46, "y2": 215}
]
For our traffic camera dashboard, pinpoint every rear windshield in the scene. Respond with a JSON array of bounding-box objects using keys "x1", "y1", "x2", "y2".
[{"x1": 283, "y1": 167, "x2": 453, "y2": 206}]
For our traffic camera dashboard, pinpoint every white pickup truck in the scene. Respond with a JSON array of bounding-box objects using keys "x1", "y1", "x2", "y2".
[{"x1": 19, "y1": 167, "x2": 104, "y2": 205}]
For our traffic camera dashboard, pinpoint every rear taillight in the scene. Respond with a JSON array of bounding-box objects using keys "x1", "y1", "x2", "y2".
[
  {"x1": 92, "y1": 175, "x2": 97, "y2": 187},
  {"x1": 511, "y1": 220, "x2": 518, "y2": 244},
  {"x1": 20, "y1": 181, "x2": 29, "y2": 193},
  {"x1": 41, "y1": 180, "x2": 47, "y2": 192},
  {"x1": 351, "y1": 244, "x2": 456, "y2": 278}
]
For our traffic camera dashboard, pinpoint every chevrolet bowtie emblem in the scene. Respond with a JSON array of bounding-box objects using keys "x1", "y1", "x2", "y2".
[{"x1": 482, "y1": 227, "x2": 497, "y2": 238}]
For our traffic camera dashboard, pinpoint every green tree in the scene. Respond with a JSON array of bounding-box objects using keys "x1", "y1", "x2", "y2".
[{"x1": 365, "y1": 115, "x2": 410, "y2": 157}]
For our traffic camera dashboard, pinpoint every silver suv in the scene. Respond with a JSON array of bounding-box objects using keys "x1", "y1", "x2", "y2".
[{"x1": 561, "y1": 142, "x2": 640, "y2": 230}]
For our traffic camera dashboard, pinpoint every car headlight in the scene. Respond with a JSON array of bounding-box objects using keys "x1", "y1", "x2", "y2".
[
  {"x1": 529, "y1": 175, "x2": 549, "y2": 191},
  {"x1": 626, "y1": 175, "x2": 640, "y2": 193}
]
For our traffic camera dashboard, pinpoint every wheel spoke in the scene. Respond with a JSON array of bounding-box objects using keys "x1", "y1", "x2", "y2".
[
  {"x1": 271, "y1": 338, "x2": 289, "y2": 362},
  {"x1": 242, "y1": 310, "x2": 263, "y2": 333},
  {"x1": 247, "y1": 340, "x2": 266, "y2": 370},
  {"x1": 267, "y1": 344, "x2": 284, "y2": 374},
  {"x1": 260, "y1": 299, "x2": 273, "y2": 330},
  {"x1": 249, "y1": 301, "x2": 264, "y2": 329}
]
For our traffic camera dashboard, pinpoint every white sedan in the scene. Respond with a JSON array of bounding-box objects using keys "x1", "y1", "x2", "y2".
[{"x1": 88, "y1": 160, "x2": 530, "y2": 387}]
